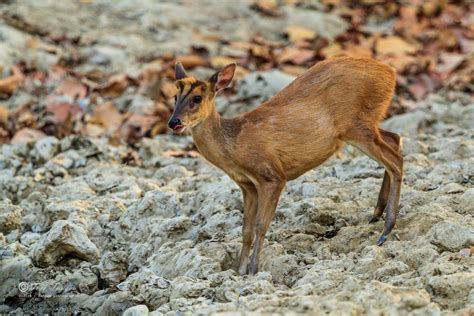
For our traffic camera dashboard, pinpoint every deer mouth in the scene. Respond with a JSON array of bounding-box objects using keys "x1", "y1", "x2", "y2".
[{"x1": 173, "y1": 124, "x2": 186, "y2": 133}]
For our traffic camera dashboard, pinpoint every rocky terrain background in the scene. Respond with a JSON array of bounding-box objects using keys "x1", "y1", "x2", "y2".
[{"x1": 0, "y1": 0, "x2": 473, "y2": 315}]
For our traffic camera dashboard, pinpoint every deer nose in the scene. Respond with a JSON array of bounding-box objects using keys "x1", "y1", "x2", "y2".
[{"x1": 168, "y1": 117, "x2": 182, "y2": 129}]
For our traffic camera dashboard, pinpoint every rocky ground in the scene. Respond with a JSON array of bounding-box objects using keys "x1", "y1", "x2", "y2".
[
  {"x1": 0, "y1": 94, "x2": 473, "y2": 315},
  {"x1": 0, "y1": 1, "x2": 473, "y2": 315}
]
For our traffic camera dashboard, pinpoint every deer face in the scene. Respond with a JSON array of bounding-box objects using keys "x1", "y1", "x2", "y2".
[{"x1": 168, "y1": 62, "x2": 236, "y2": 133}]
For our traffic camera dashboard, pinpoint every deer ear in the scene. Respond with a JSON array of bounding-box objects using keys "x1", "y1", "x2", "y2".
[
  {"x1": 175, "y1": 62, "x2": 188, "y2": 80},
  {"x1": 209, "y1": 63, "x2": 236, "y2": 92}
]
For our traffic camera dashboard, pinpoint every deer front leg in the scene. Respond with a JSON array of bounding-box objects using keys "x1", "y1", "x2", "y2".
[
  {"x1": 248, "y1": 179, "x2": 285, "y2": 275},
  {"x1": 236, "y1": 183, "x2": 258, "y2": 275}
]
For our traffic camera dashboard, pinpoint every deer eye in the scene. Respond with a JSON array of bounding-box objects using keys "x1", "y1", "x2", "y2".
[
  {"x1": 193, "y1": 96, "x2": 202, "y2": 104},
  {"x1": 174, "y1": 95, "x2": 177, "y2": 102}
]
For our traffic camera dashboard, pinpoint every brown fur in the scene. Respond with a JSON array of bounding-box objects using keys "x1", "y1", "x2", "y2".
[{"x1": 169, "y1": 57, "x2": 403, "y2": 275}]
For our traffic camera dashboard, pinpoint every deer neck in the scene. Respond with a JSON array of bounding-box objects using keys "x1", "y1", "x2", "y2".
[{"x1": 191, "y1": 109, "x2": 231, "y2": 164}]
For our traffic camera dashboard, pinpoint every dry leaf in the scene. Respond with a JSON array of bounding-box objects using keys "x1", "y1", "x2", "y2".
[
  {"x1": 11, "y1": 128, "x2": 46, "y2": 144},
  {"x1": 376, "y1": 36, "x2": 418, "y2": 56},
  {"x1": 177, "y1": 55, "x2": 208, "y2": 68},
  {"x1": 163, "y1": 149, "x2": 200, "y2": 158},
  {"x1": 88, "y1": 102, "x2": 123, "y2": 133},
  {"x1": 344, "y1": 45, "x2": 372, "y2": 59},
  {"x1": 55, "y1": 78, "x2": 88, "y2": 99},
  {"x1": 0, "y1": 106, "x2": 9, "y2": 124},
  {"x1": 96, "y1": 74, "x2": 133, "y2": 98},
  {"x1": 0, "y1": 66, "x2": 24, "y2": 95},
  {"x1": 83, "y1": 123, "x2": 105, "y2": 138},
  {"x1": 120, "y1": 113, "x2": 160, "y2": 143},
  {"x1": 138, "y1": 65, "x2": 162, "y2": 99},
  {"x1": 320, "y1": 42, "x2": 343, "y2": 58},
  {"x1": 321, "y1": 43, "x2": 372, "y2": 59},
  {"x1": 160, "y1": 81, "x2": 178, "y2": 99},
  {"x1": 16, "y1": 108, "x2": 35, "y2": 127},
  {"x1": 26, "y1": 37, "x2": 61, "y2": 54},
  {"x1": 46, "y1": 102, "x2": 83, "y2": 124},
  {"x1": 211, "y1": 56, "x2": 237, "y2": 68},
  {"x1": 251, "y1": 0, "x2": 282, "y2": 17},
  {"x1": 284, "y1": 25, "x2": 316, "y2": 43},
  {"x1": 408, "y1": 82, "x2": 428, "y2": 100},
  {"x1": 278, "y1": 48, "x2": 315, "y2": 65},
  {"x1": 437, "y1": 53, "x2": 465, "y2": 79},
  {"x1": 281, "y1": 65, "x2": 307, "y2": 77}
]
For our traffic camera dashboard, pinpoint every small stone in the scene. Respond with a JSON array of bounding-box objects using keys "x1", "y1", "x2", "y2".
[
  {"x1": 428, "y1": 221, "x2": 474, "y2": 252},
  {"x1": 31, "y1": 220, "x2": 99, "y2": 267},
  {"x1": 0, "y1": 202, "x2": 22, "y2": 233},
  {"x1": 123, "y1": 305, "x2": 149, "y2": 316},
  {"x1": 98, "y1": 251, "x2": 128, "y2": 286},
  {"x1": 34, "y1": 136, "x2": 59, "y2": 162}
]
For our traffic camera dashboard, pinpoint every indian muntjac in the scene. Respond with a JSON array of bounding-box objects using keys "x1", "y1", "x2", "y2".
[{"x1": 168, "y1": 57, "x2": 403, "y2": 275}]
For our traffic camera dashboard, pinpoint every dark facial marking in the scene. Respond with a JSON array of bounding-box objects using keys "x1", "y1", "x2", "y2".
[{"x1": 177, "y1": 82, "x2": 184, "y2": 93}]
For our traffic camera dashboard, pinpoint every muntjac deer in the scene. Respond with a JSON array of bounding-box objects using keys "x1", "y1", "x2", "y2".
[{"x1": 168, "y1": 57, "x2": 403, "y2": 275}]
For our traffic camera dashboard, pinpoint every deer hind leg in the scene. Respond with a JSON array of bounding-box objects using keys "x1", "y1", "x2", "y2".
[
  {"x1": 370, "y1": 129, "x2": 401, "y2": 223},
  {"x1": 236, "y1": 182, "x2": 258, "y2": 275},
  {"x1": 343, "y1": 127, "x2": 403, "y2": 246}
]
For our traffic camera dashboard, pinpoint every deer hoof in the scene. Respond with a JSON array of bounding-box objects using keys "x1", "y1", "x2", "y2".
[
  {"x1": 369, "y1": 215, "x2": 381, "y2": 223},
  {"x1": 376, "y1": 234, "x2": 388, "y2": 246}
]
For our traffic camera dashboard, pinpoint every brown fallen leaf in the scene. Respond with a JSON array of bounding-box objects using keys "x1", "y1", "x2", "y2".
[
  {"x1": 120, "y1": 113, "x2": 160, "y2": 143},
  {"x1": 95, "y1": 73, "x2": 133, "y2": 98},
  {"x1": 15, "y1": 105, "x2": 36, "y2": 128},
  {"x1": 138, "y1": 65, "x2": 162, "y2": 99},
  {"x1": 394, "y1": 6, "x2": 425, "y2": 36},
  {"x1": 0, "y1": 127, "x2": 9, "y2": 144},
  {"x1": 88, "y1": 102, "x2": 123, "y2": 133},
  {"x1": 284, "y1": 25, "x2": 316, "y2": 43},
  {"x1": 445, "y1": 58, "x2": 474, "y2": 92},
  {"x1": 26, "y1": 37, "x2": 61, "y2": 54},
  {"x1": 278, "y1": 48, "x2": 315, "y2": 65},
  {"x1": 55, "y1": 78, "x2": 88, "y2": 99},
  {"x1": 211, "y1": 56, "x2": 238, "y2": 69},
  {"x1": 163, "y1": 149, "x2": 200, "y2": 158},
  {"x1": 321, "y1": 43, "x2": 372, "y2": 59},
  {"x1": 320, "y1": 42, "x2": 343, "y2": 58},
  {"x1": 82, "y1": 123, "x2": 105, "y2": 138},
  {"x1": 160, "y1": 80, "x2": 178, "y2": 99},
  {"x1": 0, "y1": 106, "x2": 9, "y2": 124},
  {"x1": 344, "y1": 45, "x2": 372, "y2": 59},
  {"x1": 11, "y1": 128, "x2": 46, "y2": 144},
  {"x1": 376, "y1": 36, "x2": 419, "y2": 56},
  {"x1": 437, "y1": 53, "x2": 465, "y2": 79},
  {"x1": 408, "y1": 74, "x2": 441, "y2": 100},
  {"x1": 380, "y1": 55, "x2": 418, "y2": 73},
  {"x1": 281, "y1": 65, "x2": 307, "y2": 77},
  {"x1": 408, "y1": 81, "x2": 428, "y2": 100},
  {"x1": 0, "y1": 66, "x2": 24, "y2": 95},
  {"x1": 46, "y1": 102, "x2": 83, "y2": 124},
  {"x1": 177, "y1": 55, "x2": 208, "y2": 69},
  {"x1": 250, "y1": 0, "x2": 282, "y2": 17}
]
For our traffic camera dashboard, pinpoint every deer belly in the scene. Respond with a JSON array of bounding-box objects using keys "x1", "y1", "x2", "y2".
[{"x1": 280, "y1": 139, "x2": 342, "y2": 180}]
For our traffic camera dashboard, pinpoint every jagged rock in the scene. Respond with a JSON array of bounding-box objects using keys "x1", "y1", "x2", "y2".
[
  {"x1": 427, "y1": 272, "x2": 474, "y2": 310},
  {"x1": 0, "y1": 201, "x2": 22, "y2": 233},
  {"x1": 0, "y1": 255, "x2": 34, "y2": 303},
  {"x1": 123, "y1": 305, "x2": 149, "y2": 316},
  {"x1": 30, "y1": 220, "x2": 99, "y2": 267},
  {"x1": 33, "y1": 136, "x2": 60, "y2": 163},
  {"x1": 98, "y1": 250, "x2": 128, "y2": 286},
  {"x1": 96, "y1": 291, "x2": 134, "y2": 316},
  {"x1": 428, "y1": 221, "x2": 474, "y2": 252}
]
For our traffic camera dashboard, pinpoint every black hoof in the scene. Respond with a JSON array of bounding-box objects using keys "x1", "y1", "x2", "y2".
[
  {"x1": 376, "y1": 235, "x2": 388, "y2": 246},
  {"x1": 369, "y1": 215, "x2": 381, "y2": 223}
]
